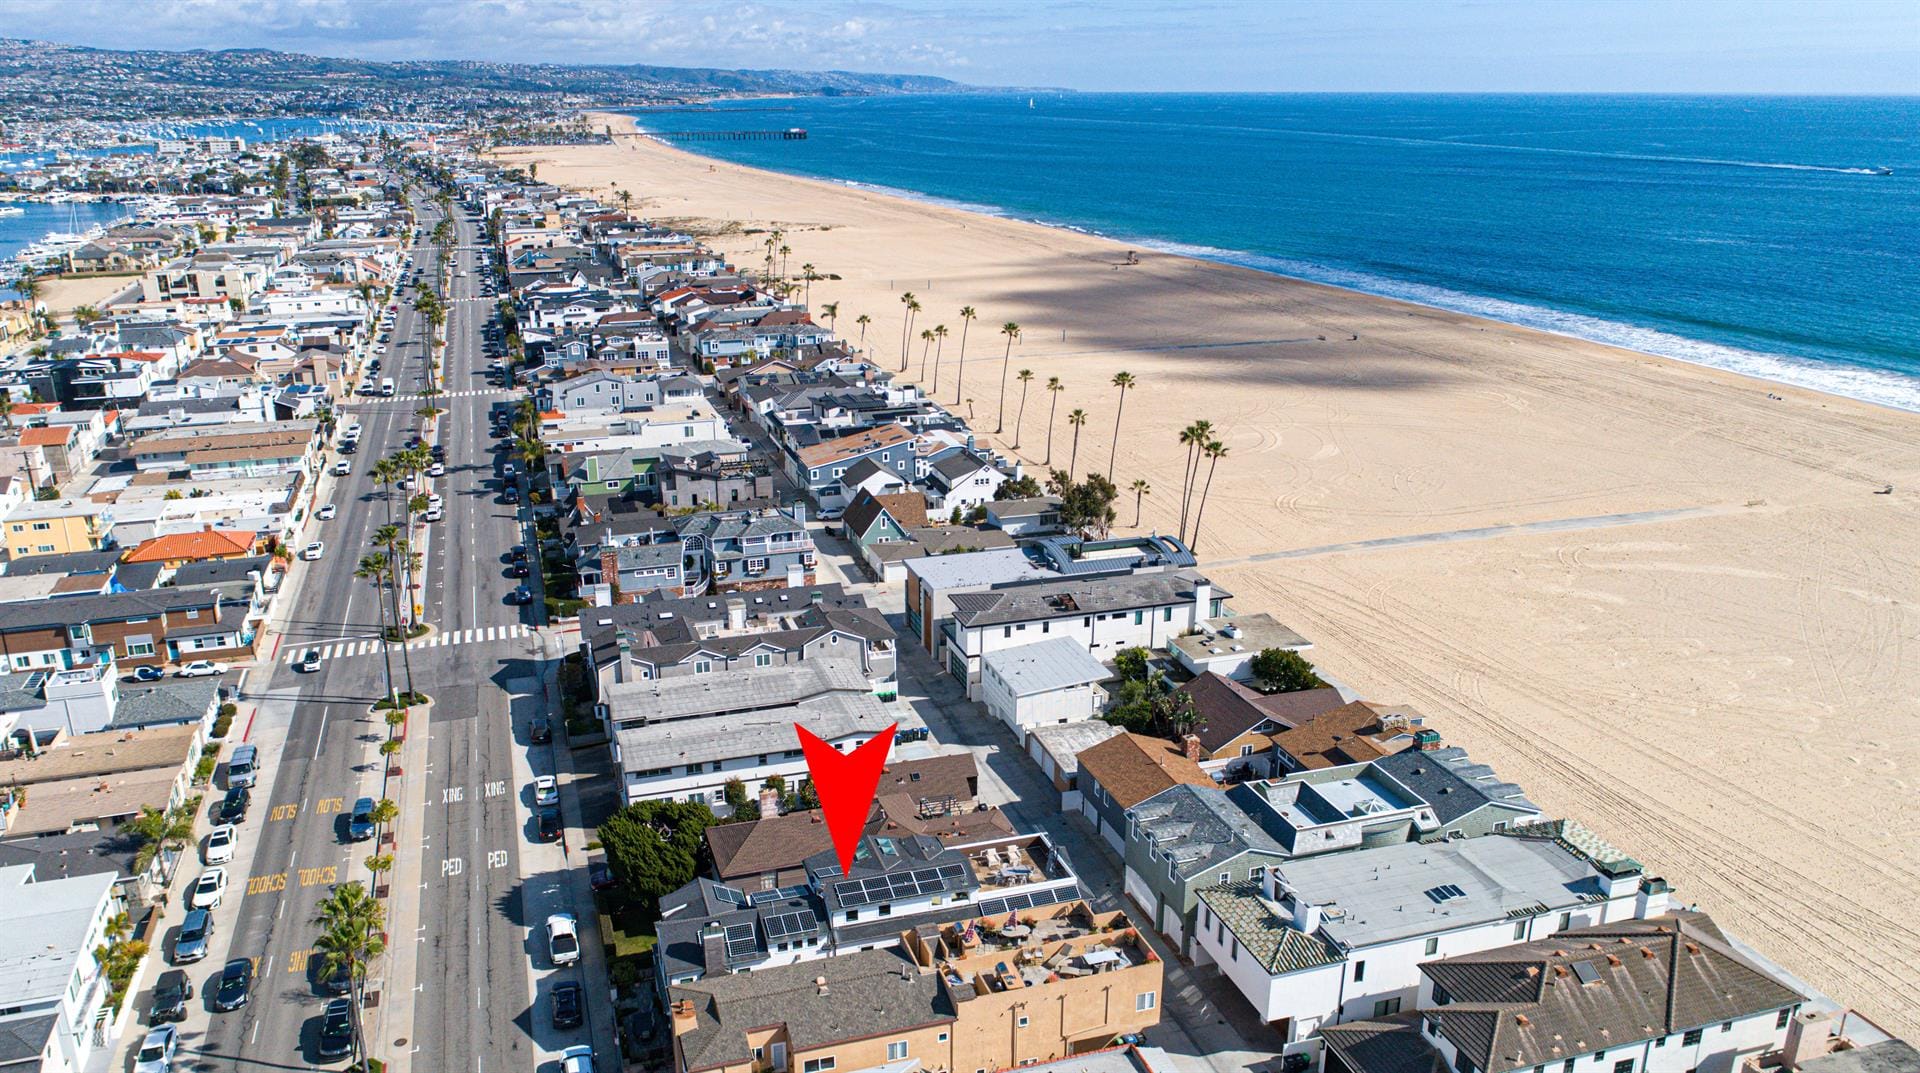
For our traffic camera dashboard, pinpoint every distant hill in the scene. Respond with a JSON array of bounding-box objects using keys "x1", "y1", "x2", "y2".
[{"x1": 0, "y1": 38, "x2": 975, "y2": 120}]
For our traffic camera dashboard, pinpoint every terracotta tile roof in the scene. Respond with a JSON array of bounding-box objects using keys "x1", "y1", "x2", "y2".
[
  {"x1": 17, "y1": 426, "x2": 72, "y2": 447},
  {"x1": 122, "y1": 527, "x2": 257, "y2": 564},
  {"x1": 1076, "y1": 732, "x2": 1212, "y2": 809}
]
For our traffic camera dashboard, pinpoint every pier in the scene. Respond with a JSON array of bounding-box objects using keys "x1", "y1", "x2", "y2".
[{"x1": 618, "y1": 129, "x2": 807, "y2": 142}]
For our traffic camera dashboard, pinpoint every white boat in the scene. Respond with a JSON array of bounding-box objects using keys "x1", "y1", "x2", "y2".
[{"x1": 0, "y1": 206, "x2": 24, "y2": 217}]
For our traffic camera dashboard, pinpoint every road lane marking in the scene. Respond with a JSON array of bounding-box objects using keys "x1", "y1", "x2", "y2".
[
  {"x1": 289, "y1": 948, "x2": 312, "y2": 973},
  {"x1": 442, "y1": 857, "x2": 463, "y2": 877},
  {"x1": 269, "y1": 803, "x2": 299, "y2": 822},
  {"x1": 487, "y1": 850, "x2": 508, "y2": 868},
  {"x1": 299, "y1": 865, "x2": 339, "y2": 887},
  {"x1": 247, "y1": 872, "x2": 288, "y2": 894},
  {"x1": 316, "y1": 796, "x2": 346, "y2": 814}
]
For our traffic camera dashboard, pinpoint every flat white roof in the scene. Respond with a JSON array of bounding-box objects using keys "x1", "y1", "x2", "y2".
[{"x1": 983, "y1": 637, "x2": 1109, "y2": 696}]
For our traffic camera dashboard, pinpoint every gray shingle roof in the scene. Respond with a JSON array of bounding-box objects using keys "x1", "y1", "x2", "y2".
[
  {"x1": 1424, "y1": 912, "x2": 1803, "y2": 1073},
  {"x1": 1371, "y1": 747, "x2": 1540, "y2": 826},
  {"x1": 1129, "y1": 783, "x2": 1285, "y2": 880},
  {"x1": 1195, "y1": 880, "x2": 1343, "y2": 974},
  {"x1": 950, "y1": 570, "x2": 1225, "y2": 629}
]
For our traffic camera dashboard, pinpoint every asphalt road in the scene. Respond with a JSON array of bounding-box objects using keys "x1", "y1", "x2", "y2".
[{"x1": 176, "y1": 197, "x2": 567, "y2": 1072}]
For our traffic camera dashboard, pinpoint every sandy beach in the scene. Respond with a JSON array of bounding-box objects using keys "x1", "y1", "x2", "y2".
[
  {"x1": 501, "y1": 113, "x2": 1920, "y2": 1034},
  {"x1": 36, "y1": 272, "x2": 139, "y2": 318}
]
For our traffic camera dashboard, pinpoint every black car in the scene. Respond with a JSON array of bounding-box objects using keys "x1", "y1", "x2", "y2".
[
  {"x1": 318, "y1": 958, "x2": 353, "y2": 995},
  {"x1": 346, "y1": 796, "x2": 377, "y2": 842},
  {"x1": 536, "y1": 805, "x2": 563, "y2": 842},
  {"x1": 588, "y1": 860, "x2": 615, "y2": 892},
  {"x1": 317, "y1": 997, "x2": 355, "y2": 1058},
  {"x1": 213, "y1": 958, "x2": 253, "y2": 1011},
  {"x1": 510, "y1": 584, "x2": 533, "y2": 605},
  {"x1": 507, "y1": 561, "x2": 530, "y2": 579},
  {"x1": 551, "y1": 981, "x2": 584, "y2": 1030},
  {"x1": 529, "y1": 715, "x2": 552, "y2": 744},
  {"x1": 216, "y1": 786, "x2": 250, "y2": 825},
  {"x1": 150, "y1": 968, "x2": 193, "y2": 1023},
  {"x1": 430, "y1": 444, "x2": 447, "y2": 461},
  {"x1": 507, "y1": 544, "x2": 528, "y2": 562}
]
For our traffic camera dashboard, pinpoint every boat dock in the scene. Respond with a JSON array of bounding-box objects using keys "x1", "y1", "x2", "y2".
[{"x1": 620, "y1": 129, "x2": 808, "y2": 142}]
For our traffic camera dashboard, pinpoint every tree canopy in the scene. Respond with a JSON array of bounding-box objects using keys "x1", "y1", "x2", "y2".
[
  {"x1": 1249, "y1": 647, "x2": 1327, "y2": 694},
  {"x1": 597, "y1": 799, "x2": 717, "y2": 918}
]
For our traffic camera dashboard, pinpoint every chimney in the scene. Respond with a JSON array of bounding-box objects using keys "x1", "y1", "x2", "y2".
[
  {"x1": 815, "y1": 975, "x2": 829, "y2": 997},
  {"x1": 1635, "y1": 876, "x2": 1670, "y2": 919},
  {"x1": 1413, "y1": 728, "x2": 1444, "y2": 752},
  {"x1": 726, "y1": 598, "x2": 747, "y2": 632},
  {"x1": 1782, "y1": 1009, "x2": 1837, "y2": 1067},
  {"x1": 671, "y1": 999, "x2": 698, "y2": 1036},
  {"x1": 759, "y1": 785, "x2": 781, "y2": 816},
  {"x1": 1182, "y1": 734, "x2": 1202, "y2": 761},
  {"x1": 1289, "y1": 897, "x2": 1322, "y2": 934},
  {"x1": 1192, "y1": 580, "x2": 1212, "y2": 622}
]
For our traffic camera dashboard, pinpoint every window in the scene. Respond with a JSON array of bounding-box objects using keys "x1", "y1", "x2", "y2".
[
  {"x1": 1682, "y1": 1029, "x2": 1703, "y2": 1046},
  {"x1": 1776, "y1": 1009, "x2": 1793, "y2": 1030},
  {"x1": 755, "y1": 653, "x2": 772, "y2": 668},
  {"x1": 1136, "y1": 991, "x2": 1157, "y2": 1011},
  {"x1": 877, "y1": 904, "x2": 892, "y2": 916},
  {"x1": 1134, "y1": 610, "x2": 1143, "y2": 625},
  {"x1": 1558, "y1": 912, "x2": 1572, "y2": 932},
  {"x1": 126, "y1": 641, "x2": 156, "y2": 657},
  {"x1": 30, "y1": 522, "x2": 50, "y2": 531},
  {"x1": 1219, "y1": 871, "x2": 1230, "y2": 884},
  {"x1": 1513, "y1": 921, "x2": 1527, "y2": 940},
  {"x1": 1163, "y1": 607, "x2": 1173, "y2": 621},
  {"x1": 36, "y1": 544, "x2": 53, "y2": 553},
  {"x1": 1454, "y1": 1051, "x2": 1475, "y2": 1073},
  {"x1": 803, "y1": 1060, "x2": 836, "y2": 1073},
  {"x1": 694, "y1": 660, "x2": 712, "y2": 675},
  {"x1": 845, "y1": 910, "x2": 859, "y2": 922},
  {"x1": 1563, "y1": 1063, "x2": 1576, "y2": 1073},
  {"x1": 937, "y1": 1033, "x2": 948, "y2": 1043},
  {"x1": 887, "y1": 1043, "x2": 908, "y2": 1061},
  {"x1": 1613, "y1": 1062, "x2": 1634, "y2": 1073},
  {"x1": 1354, "y1": 960, "x2": 1366, "y2": 982},
  {"x1": 1721, "y1": 1022, "x2": 1733, "y2": 1033},
  {"x1": 1240, "y1": 744, "x2": 1255, "y2": 757},
  {"x1": 1249, "y1": 866, "x2": 1265, "y2": 881},
  {"x1": 1374, "y1": 998, "x2": 1402, "y2": 1018},
  {"x1": 1017, "y1": 1016, "x2": 1029, "y2": 1028},
  {"x1": 1424, "y1": 937, "x2": 1439, "y2": 956}
]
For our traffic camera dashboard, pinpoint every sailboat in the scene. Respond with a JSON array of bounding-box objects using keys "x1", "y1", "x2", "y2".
[{"x1": 1028, "y1": 98, "x2": 1035, "y2": 109}]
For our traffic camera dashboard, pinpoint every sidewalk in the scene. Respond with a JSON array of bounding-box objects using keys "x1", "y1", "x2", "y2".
[{"x1": 372, "y1": 690, "x2": 432, "y2": 1073}]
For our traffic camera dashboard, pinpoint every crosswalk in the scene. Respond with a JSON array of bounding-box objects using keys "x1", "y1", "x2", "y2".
[
  {"x1": 285, "y1": 623, "x2": 536, "y2": 665},
  {"x1": 347, "y1": 388, "x2": 508, "y2": 404}
]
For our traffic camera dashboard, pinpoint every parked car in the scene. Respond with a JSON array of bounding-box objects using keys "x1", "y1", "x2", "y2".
[
  {"x1": 332, "y1": 459, "x2": 352, "y2": 476},
  {"x1": 318, "y1": 958, "x2": 352, "y2": 995},
  {"x1": 546, "y1": 913, "x2": 580, "y2": 965},
  {"x1": 213, "y1": 958, "x2": 253, "y2": 1011},
  {"x1": 510, "y1": 585, "x2": 533, "y2": 605},
  {"x1": 529, "y1": 715, "x2": 552, "y2": 744},
  {"x1": 150, "y1": 969, "x2": 193, "y2": 1023},
  {"x1": 177, "y1": 661, "x2": 221, "y2": 678},
  {"x1": 317, "y1": 503, "x2": 337, "y2": 520},
  {"x1": 560, "y1": 1045, "x2": 596, "y2": 1073},
  {"x1": 316, "y1": 997, "x2": 355, "y2": 1059},
  {"x1": 550, "y1": 981, "x2": 584, "y2": 1030},
  {"x1": 134, "y1": 1024, "x2": 178, "y2": 1073},
  {"x1": 129, "y1": 665, "x2": 165, "y2": 683},
  {"x1": 423, "y1": 507, "x2": 444, "y2": 523},
  {"x1": 217, "y1": 786, "x2": 250, "y2": 824},
  {"x1": 301, "y1": 541, "x2": 325, "y2": 561},
  {"x1": 347, "y1": 796, "x2": 377, "y2": 842},
  {"x1": 507, "y1": 544, "x2": 528, "y2": 562},
  {"x1": 533, "y1": 775, "x2": 558, "y2": 806},
  {"x1": 427, "y1": 462, "x2": 445, "y2": 477},
  {"x1": 588, "y1": 859, "x2": 615, "y2": 892},
  {"x1": 536, "y1": 805, "x2": 562, "y2": 842},
  {"x1": 203, "y1": 825, "x2": 238, "y2": 865},
  {"x1": 507, "y1": 561, "x2": 530, "y2": 579},
  {"x1": 171, "y1": 909, "x2": 213, "y2": 964},
  {"x1": 188, "y1": 867, "x2": 227, "y2": 910},
  {"x1": 298, "y1": 648, "x2": 323, "y2": 673}
]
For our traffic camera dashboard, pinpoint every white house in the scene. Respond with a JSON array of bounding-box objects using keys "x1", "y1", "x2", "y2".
[
  {"x1": 607, "y1": 659, "x2": 922, "y2": 813},
  {"x1": 942, "y1": 571, "x2": 1228, "y2": 699},
  {"x1": 1191, "y1": 825, "x2": 1658, "y2": 1047},
  {"x1": 0, "y1": 865, "x2": 124, "y2": 1073},
  {"x1": 979, "y1": 637, "x2": 1109, "y2": 739},
  {"x1": 924, "y1": 451, "x2": 1007, "y2": 513}
]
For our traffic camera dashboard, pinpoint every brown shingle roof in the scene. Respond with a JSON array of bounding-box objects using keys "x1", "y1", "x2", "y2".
[
  {"x1": 1076, "y1": 732, "x2": 1212, "y2": 809},
  {"x1": 796, "y1": 424, "x2": 912, "y2": 467},
  {"x1": 1269, "y1": 701, "x2": 1418, "y2": 770},
  {"x1": 1177, "y1": 674, "x2": 1345, "y2": 752}
]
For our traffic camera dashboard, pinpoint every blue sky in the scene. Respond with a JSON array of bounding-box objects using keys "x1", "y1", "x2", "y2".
[{"x1": 9, "y1": 0, "x2": 1917, "y2": 93}]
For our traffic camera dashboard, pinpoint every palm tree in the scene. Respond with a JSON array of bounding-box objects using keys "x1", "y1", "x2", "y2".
[
  {"x1": 126, "y1": 802, "x2": 196, "y2": 872},
  {"x1": 314, "y1": 882, "x2": 388, "y2": 1068},
  {"x1": 992, "y1": 322, "x2": 1021, "y2": 432},
  {"x1": 800, "y1": 263, "x2": 818, "y2": 306},
  {"x1": 897, "y1": 292, "x2": 918, "y2": 371},
  {"x1": 1012, "y1": 370, "x2": 1034, "y2": 449},
  {"x1": 71, "y1": 304, "x2": 100, "y2": 328},
  {"x1": 1107, "y1": 372, "x2": 1136, "y2": 480},
  {"x1": 1066, "y1": 409, "x2": 1089, "y2": 477},
  {"x1": 1130, "y1": 479, "x2": 1151, "y2": 528},
  {"x1": 778, "y1": 245, "x2": 791, "y2": 280},
  {"x1": 820, "y1": 302, "x2": 839, "y2": 332},
  {"x1": 855, "y1": 313, "x2": 871, "y2": 349},
  {"x1": 929, "y1": 325, "x2": 949, "y2": 393},
  {"x1": 1044, "y1": 376, "x2": 1065, "y2": 466},
  {"x1": 355, "y1": 553, "x2": 398, "y2": 705},
  {"x1": 1177, "y1": 420, "x2": 1214, "y2": 544},
  {"x1": 951, "y1": 306, "x2": 976, "y2": 405},
  {"x1": 1190, "y1": 439, "x2": 1230, "y2": 553},
  {"x1": 917, "y1": 328, "x2": 935, "y2": 382}
]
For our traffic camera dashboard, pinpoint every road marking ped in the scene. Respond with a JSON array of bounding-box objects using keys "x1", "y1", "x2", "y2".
[
  {"x1": 487, "y1": 850, "x2": 507, "y2": 868},
  {"x1": 443, "y1": 786, "x2": 464, "y2": 804},
  {"x1": 485, "y1": 780, "x2": 506, "y2": 798},
  {"x1": 442, "y1": 857, "x2": 463, "y2": 877},
  {"x1": 247, "y1": 872, "x2": 288, "y2": 895}
]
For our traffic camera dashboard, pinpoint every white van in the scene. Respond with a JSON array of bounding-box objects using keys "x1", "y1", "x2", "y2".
[{"x1": 380, "y1": 377, "x2": 396, "y2": 397}]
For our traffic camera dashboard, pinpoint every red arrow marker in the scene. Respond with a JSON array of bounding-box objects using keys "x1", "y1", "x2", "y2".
[{"x1": 797, "y1": 722, "x2": 897, "y2": 876}]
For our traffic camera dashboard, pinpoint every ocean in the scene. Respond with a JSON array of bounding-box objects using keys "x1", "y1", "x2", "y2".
[{"x1": 632, "y1": 94, "x2": 1920, "y2": 411}]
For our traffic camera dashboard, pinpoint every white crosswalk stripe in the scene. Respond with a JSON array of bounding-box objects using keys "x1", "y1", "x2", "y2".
[
  {"x1": 284, "y1": 623, "x2": 535, "y2": 665},
  {"x1": 343, "y1": 388, "x2": 509, "y2": 404}
]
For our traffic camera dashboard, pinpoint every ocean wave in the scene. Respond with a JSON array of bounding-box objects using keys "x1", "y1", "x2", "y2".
[{"x1": 1140, "y1": 239, "x2": 1920, "y2": 413}]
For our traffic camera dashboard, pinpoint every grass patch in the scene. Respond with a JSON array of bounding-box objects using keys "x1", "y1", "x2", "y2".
[
  {"x1": 374, "y1": 691, "x2": 431, "y2": 710},
  {"x1": 601, "y1": 902, "x2": 658, "y2": 958}
]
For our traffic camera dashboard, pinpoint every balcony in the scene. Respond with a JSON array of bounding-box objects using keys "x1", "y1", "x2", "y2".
[{"x1": 908, "y1": 902, "x2": 1158, "y2": 1001}]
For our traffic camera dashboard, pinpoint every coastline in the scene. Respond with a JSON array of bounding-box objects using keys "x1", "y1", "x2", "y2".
[{"x1": 508, "y1": 112, "x2": 1920, "y2": 1035}]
